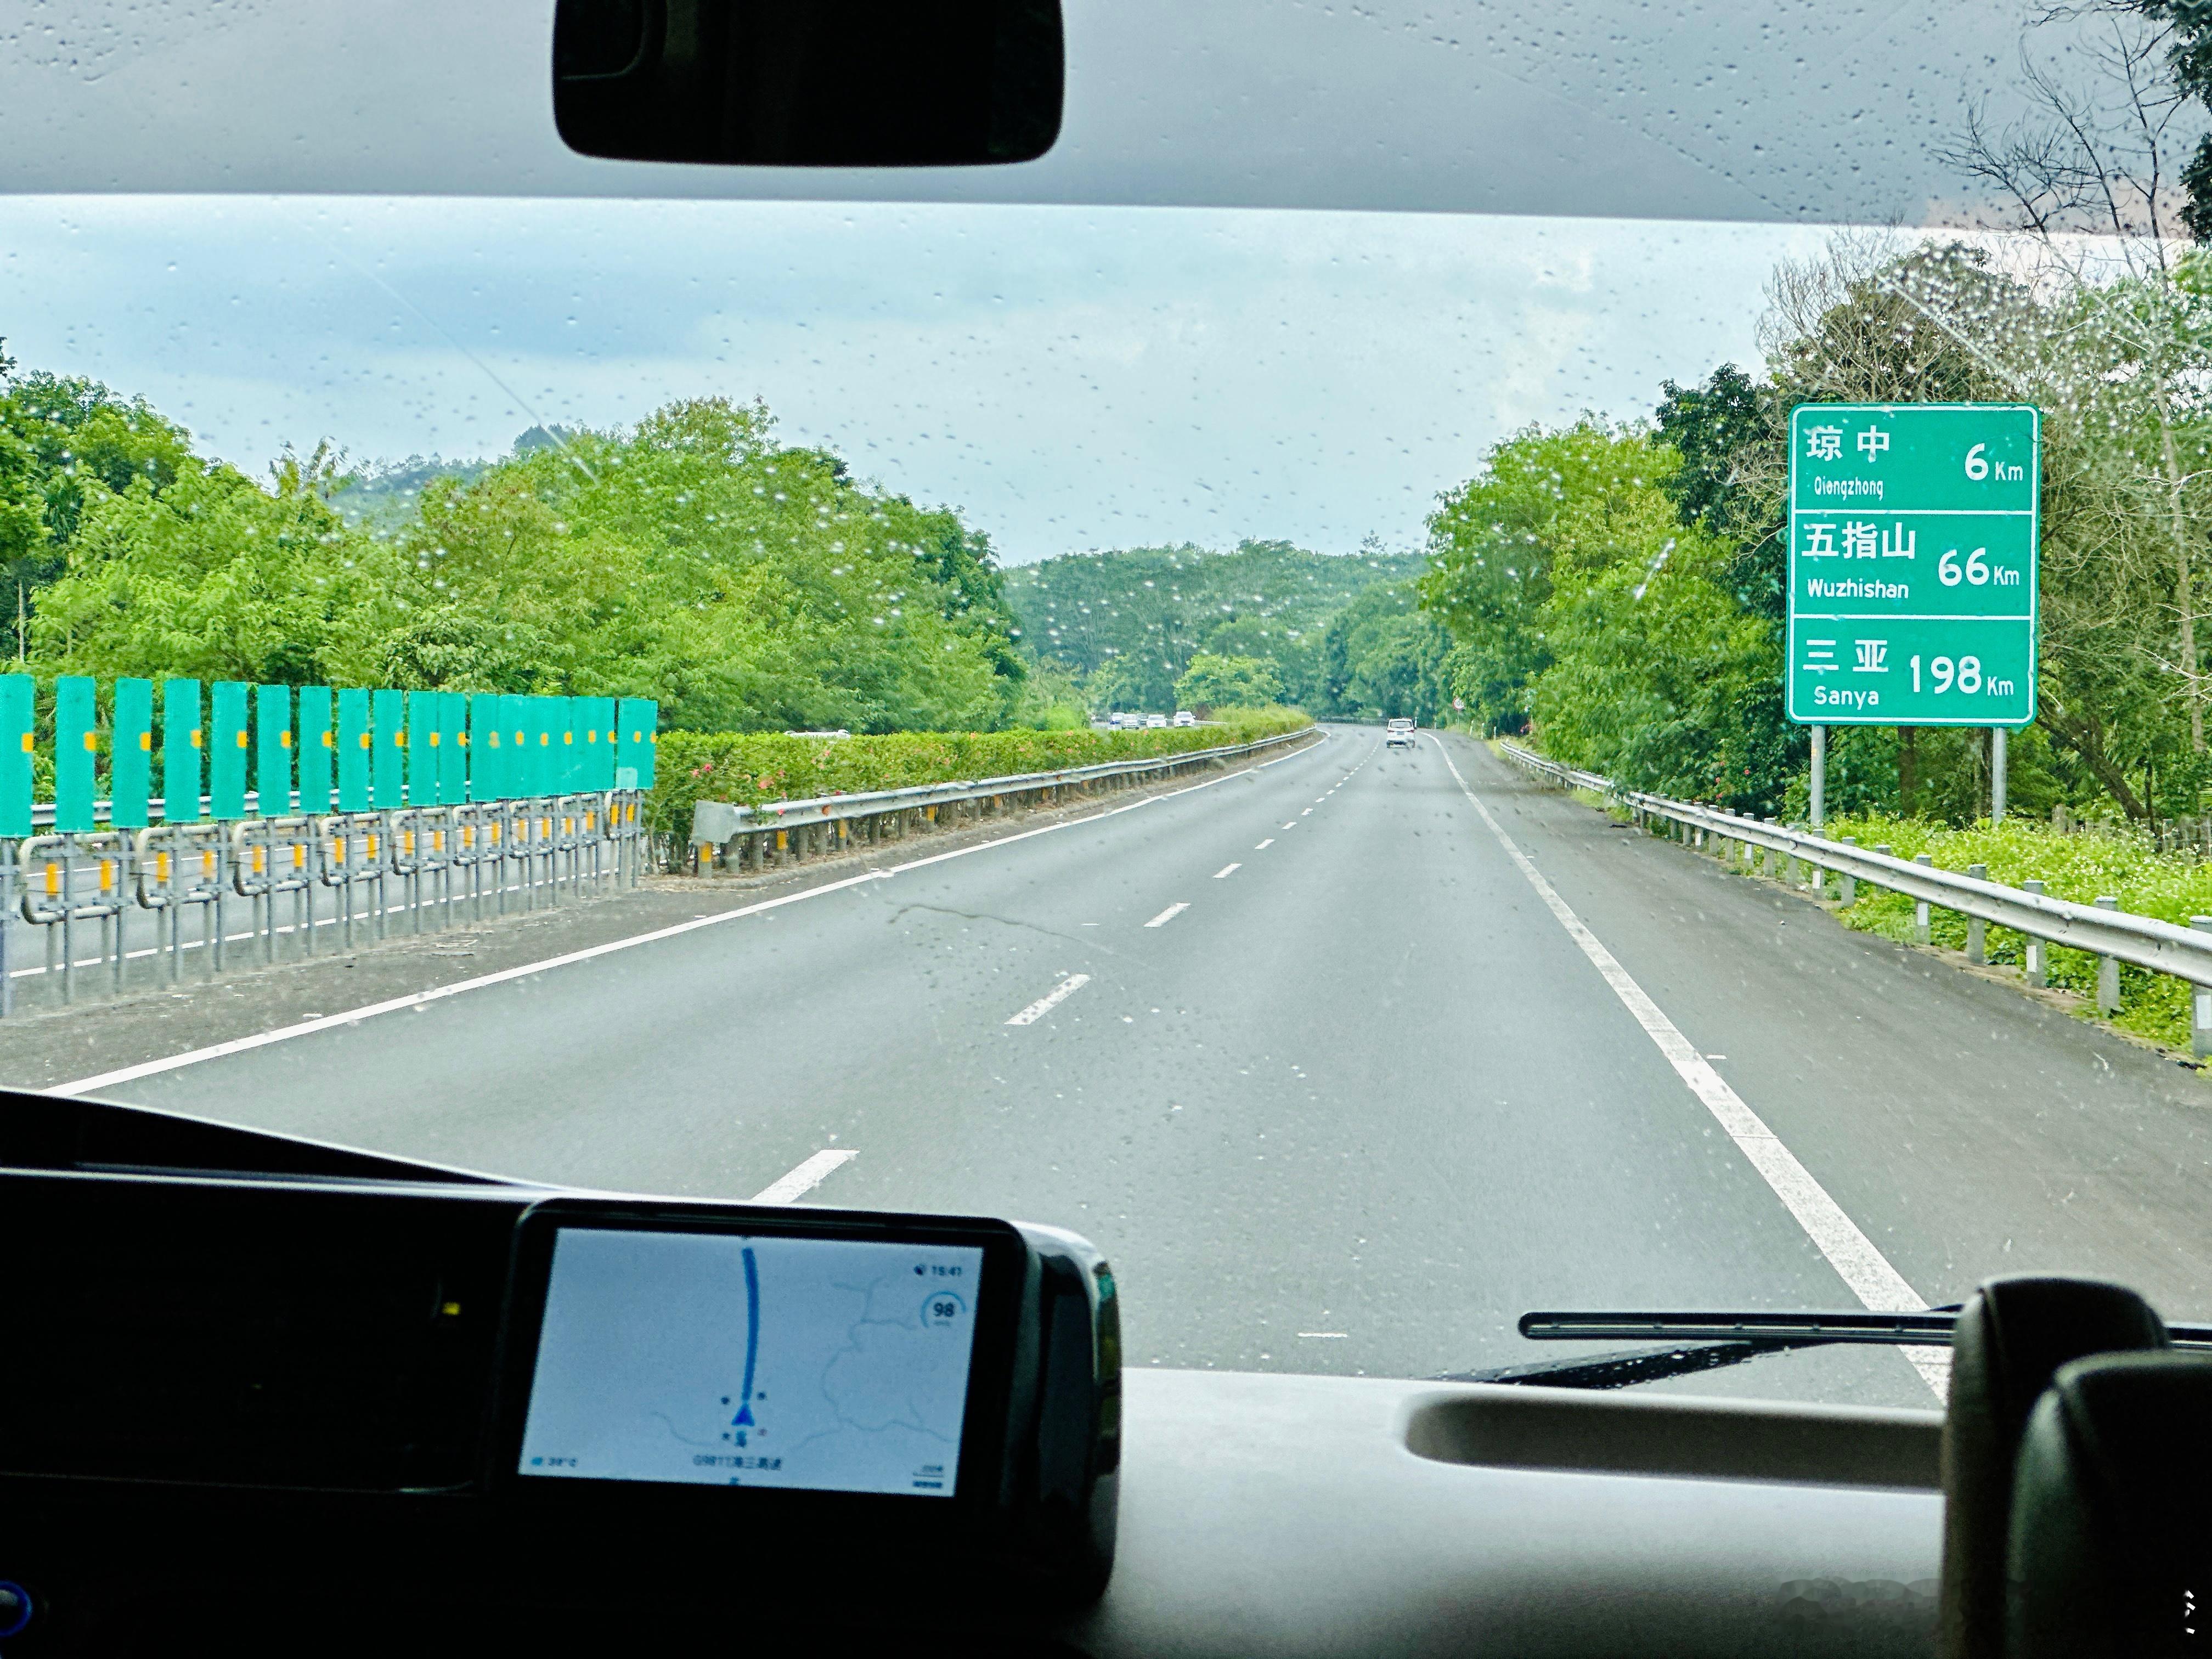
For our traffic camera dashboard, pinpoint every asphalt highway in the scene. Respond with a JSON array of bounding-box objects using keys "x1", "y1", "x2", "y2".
[{"x1": 41, "y1": 726, "x2": 2212, "y2": 1408}]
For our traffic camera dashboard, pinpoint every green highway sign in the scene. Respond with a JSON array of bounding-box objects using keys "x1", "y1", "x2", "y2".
[{"x1": 1786, "y1": 403, "x2": 2039, "y2": 727}]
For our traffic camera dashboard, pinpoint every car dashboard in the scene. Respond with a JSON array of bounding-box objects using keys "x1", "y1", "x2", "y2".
[{"x1": 0, "y1": 1091, "x2": 1947, "y2": 1656}]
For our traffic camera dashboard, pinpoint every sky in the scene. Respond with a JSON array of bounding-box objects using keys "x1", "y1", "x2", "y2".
[{"x1": 0, "y1": 196, "x2": 1832, "y2": 564}]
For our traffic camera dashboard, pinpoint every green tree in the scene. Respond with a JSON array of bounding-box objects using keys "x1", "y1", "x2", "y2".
[
  {"x1": 30, "y1": 442, "x2": 394, "y2": 685},
  {"x1": 1176, "y1": 651, "x2": 1283, "y2": 710}
]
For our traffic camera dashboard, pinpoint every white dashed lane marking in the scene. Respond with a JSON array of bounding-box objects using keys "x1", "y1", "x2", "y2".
[
  {"x1": 1006, "y1": 973, "x2": 1092, "y2": 1026},
  {"x1": 750, "y1": 1148, "x2": 859, "y2": 1204}
]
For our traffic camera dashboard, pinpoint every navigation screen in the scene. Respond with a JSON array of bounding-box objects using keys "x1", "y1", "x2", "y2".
[{"x1": 517, "y1": 1227, "x2": 986, "y2": 1496}]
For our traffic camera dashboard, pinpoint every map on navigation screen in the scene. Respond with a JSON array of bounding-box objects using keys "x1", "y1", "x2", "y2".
[{"x1": 517, "y1": 1227, "x2": 986, "y2": 1496}]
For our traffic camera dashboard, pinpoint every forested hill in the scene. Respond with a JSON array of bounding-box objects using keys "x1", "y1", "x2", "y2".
[{"x1": 1004, "y1": 539, "x2": 1420, "y2": 710}]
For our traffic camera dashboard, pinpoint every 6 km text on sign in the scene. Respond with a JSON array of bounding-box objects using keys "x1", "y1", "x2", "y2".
[{"x1": 1786, "y1": 403, "x2": 2039, "y2": 727}]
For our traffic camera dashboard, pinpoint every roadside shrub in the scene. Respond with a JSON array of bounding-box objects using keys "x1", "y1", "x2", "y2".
[
  {"x1": 649, "y1": 708, "x2": 1312, "y2": 843},
  {"x1": 1822, "y1": 814, "x2": 2212, "y2": 1051}
]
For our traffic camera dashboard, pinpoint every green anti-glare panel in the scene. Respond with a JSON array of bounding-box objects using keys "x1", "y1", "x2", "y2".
[
  {"x1": 439, "y1": 691, "x2": 467, "y2": 805},
  {"x1": 407, "y1": 689, "x2": 438, "y2": 807},
  {"x1": 296, "y1": 686, "x2": 334, "y2": 815},
  {"x1": 557, "y1": 696, "x2": 580, "y2": 793},
  {"x1": 337, "y1": 688, "x2": 371, "y2": 814},
  {"x1": 617, "y1": 698, "x2": 657, "y2": 790},
  {"x1": 546, "y1": 696, "x2": 567, "y2": 794},
  {"x1": 0, "y1": 675, "x2": 34, "y2": 838},
  {"x1": 110, "y1": 678, "x2": 154, "y2": 830},
  {"x1": 209, "y1": 681, "x2": 250, "y2": 820},
  {"x1": 371, "y1": 687, "x2": 405, "y2": 810},
  {"x1": 1787, "y1": 403, "x2": 2040, "y2": 728},
  {"x1": 53, "y1": 675, "x2": 99, "y2": 834},
  {"x1": 580, "y1": 696, "x2": 616, "y2": 791},
  {"x1": 163, "y1": 679, "x2": 203, "y2": 822},
  {"x1": 510, "y1": 695, "x2": 535, "y2": 799},
  {"x1": 467, "y1": 693, "x2": 499, "y2": 803},
  {"x1": 509, "y1": 694, "x2": 537, "y2": 800},
  {"x1": 493, "y1": 694, "x2": 520, "y2": 801},
  {"x1": 256, "y1": 684, "x2": 292, "y2": 816},
  {"x1": 532, "y1": 696, "x2": 556, "y2": 798},
  {"x1": 488, "y1": 695, "x2": 514, "y2": 801}
]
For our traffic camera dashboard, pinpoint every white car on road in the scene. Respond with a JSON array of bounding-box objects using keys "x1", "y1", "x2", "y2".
[{"x1": 1385, "y1": 718, "x2": 1417, "y2": 749}]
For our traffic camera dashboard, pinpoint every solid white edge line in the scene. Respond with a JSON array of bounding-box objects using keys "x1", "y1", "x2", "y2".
[
  {"x1": 1143, "y1": 902, "x2": 1189, "y2": 928},
  {"x1": 1006, "y1": 973, "x2": 1091, "y2": 1026},
  {"x1": 748, "y1": 1148, "x2": 859, "y2": 1204},
  {"x1": 1213, "y1": 864, "x2": 1240, "y2": 879},
  {"x1": 1428, "y1": 735, "x2": 1949, "y2": 1402},
  {"x1": 55, "y1": 731, "x2": 1332, "y2": 1097}
]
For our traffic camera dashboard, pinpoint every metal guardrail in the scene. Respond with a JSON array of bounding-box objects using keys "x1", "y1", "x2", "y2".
[
  {"x1": 2, "y1": 792, "x2": 649, "y2": 1018},
  {"x1": 686, "y1": 727, "x2": 1321, "y2": 874},
  {"x1": 1497, "y1": 740, "x2": 2212, "y2": 1053}
]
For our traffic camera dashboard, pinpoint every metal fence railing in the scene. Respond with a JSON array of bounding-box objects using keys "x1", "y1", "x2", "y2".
[
  {"x1": 1, "y1": 674, "x2": 663, "y2": 1017},
  {"x1": 4, "y1": 793, "x2": 650, "y2": 1016},
  {"x1": 1496, "y1": 740, "x2": 2212, "y2": 1058},
  {"x1": 686, "y1": 726, "x2": 1321, "y2": 875}
]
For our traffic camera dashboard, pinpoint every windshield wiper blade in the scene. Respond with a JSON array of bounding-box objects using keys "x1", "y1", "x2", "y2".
[
  {"x1": 1434, "y1": 1309, "x2": 1968, "y2": 1389},
  {"x1": 1437, "y1": 1339, "x2": 1834, "y2": 1390},
  {"x1": 1437, "y1": 1305, "x2": 2212, "y2": 1391}
]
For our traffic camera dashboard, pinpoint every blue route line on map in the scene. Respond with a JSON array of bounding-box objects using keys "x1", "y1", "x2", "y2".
[{"x1": 732, "y1": 1244, "x2": 760, "y2": 1427}]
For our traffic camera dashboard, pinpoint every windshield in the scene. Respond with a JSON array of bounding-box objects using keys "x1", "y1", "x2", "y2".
[{"x1": 9, "y1": 9, "x2": 2212, "y2": 1417}]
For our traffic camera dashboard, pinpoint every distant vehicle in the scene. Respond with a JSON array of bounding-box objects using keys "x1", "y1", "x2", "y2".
[
  {"x1": 1385, "y1": 718, "x2": 1417, "y2": 749},
  {"x1": 1144, "y1": 713, "x2": 1169, "y2": 729},
  {"x1": 1173, "y1": 710, "x2": 1196, "y2": 727},
  {"x1": 1107, "y1": 711, "x2": 1137, "y2": 730}
]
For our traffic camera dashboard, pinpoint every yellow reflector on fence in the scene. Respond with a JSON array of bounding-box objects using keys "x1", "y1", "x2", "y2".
[
  {"x1": 404, "y1": 831, "x2": 415, "y2": 856},
  {"x1": 293, "y1": 843, "x2": 305, "y2": 869},
  {"x1": 100, "y1": 860, "x2": 113, "y2": 891},
  {"x1": 156, "y1": 851, "x2": 170, "y2": 882},
  {"x1": 252, "y1": 847, "x2": 264, "y2": 875},
  {"x1": 43, "y1": 863, "x2": 58, "y2": 896},
  {"x1": 368, "y1": 833, "x2": 379, "y2": 858},
  {"x1": 201, "y1": 850, "x2": 214, "y2": 877}
]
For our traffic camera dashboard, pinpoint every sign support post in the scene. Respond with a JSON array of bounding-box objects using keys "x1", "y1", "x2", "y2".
[
  {"x1": 1991, "y1": 726, "x2": 2007, "y2": 824},
  {"x1": 1809, "y1": 724, "x2": 1826, "y2": 829}
]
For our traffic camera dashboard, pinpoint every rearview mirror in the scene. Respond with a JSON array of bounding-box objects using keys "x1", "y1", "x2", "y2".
[{"x1": 553, "y1": 0, "x2": 1064, "y2": 168}]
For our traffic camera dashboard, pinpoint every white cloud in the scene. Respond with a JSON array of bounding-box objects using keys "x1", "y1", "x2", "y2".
[{"x1": 0, "y1": 196, "x2": 1831, "y2": 561}]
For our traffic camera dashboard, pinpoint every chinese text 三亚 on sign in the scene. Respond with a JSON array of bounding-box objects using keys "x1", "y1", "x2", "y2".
[{"x1": 1786, "y1": 403, "x2": 2039, "y2": 728}]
